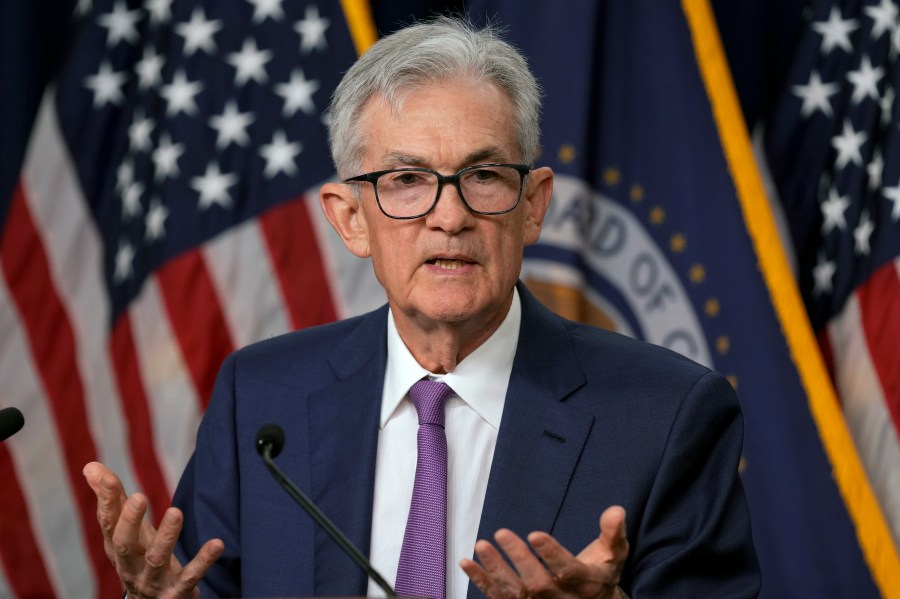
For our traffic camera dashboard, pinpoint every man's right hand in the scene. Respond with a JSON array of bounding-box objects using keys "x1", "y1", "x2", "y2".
[{"x1": 83, "y1": 462, "x2": 224, "y2": 598}]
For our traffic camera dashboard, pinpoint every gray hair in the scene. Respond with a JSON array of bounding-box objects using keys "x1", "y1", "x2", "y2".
[{"x1": 327, "y1": 17, "x2": 542, "y2": 179}]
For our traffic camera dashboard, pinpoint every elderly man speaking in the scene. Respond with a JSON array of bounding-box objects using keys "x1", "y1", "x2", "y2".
[{"x1": 84, "y1": 17, "x2": 760, "y2": 599}]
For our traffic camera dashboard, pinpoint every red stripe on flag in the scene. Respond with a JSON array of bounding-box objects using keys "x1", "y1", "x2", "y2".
[
  {"x1": 1, "y1": 183, "x2": 123, "y2": 598},
  {"x1": 259, "y1": 197, "x2": 337, "y2": 329},
  {"x1": 856, "y1": 261, "x2": 900, "y2": 435},
  {"x1": 0, "y1": 444, "x2": 56, "y2": 597},
  {"x1": 109, "y1": 313, "x2": 172, "y2": 523},
  {"x1": 156, "y1": 251, "x2": 235, "y2": 408}
]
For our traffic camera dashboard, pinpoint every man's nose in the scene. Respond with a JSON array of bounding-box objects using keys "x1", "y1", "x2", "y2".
[{"x1": 426, "y1": 182, "x2": 472, "y2": 233}]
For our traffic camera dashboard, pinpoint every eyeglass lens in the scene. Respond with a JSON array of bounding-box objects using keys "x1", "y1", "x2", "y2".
[{"x1": 377, "y1": 165, "x2": 521, "y2": 217}]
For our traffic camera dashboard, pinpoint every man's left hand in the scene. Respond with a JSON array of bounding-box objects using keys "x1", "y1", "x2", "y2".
[{"x1": 460, "y1": 505, "x2": 629, "y2": 599}]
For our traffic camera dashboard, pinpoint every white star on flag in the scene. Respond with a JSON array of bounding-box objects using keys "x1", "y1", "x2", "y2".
[
  {"x1": 792, "y1": 71, "x2": 839, "y2": 117},
  {"x1": 260, "y1": 130, "x2": 302, "y2": 177},
  {"x1": 812, "y1": 6, "x2": 859, "y2": 54},
  {"x1": 820, "y1": 187, "x2": 850, "y2": 233},
  {"x1": 152, "y1": 132, "x2": 184, "y2": 181},
  {"x1": 128, "y1": 110, "x2": 155, "y2": 152},
  {"x1": 144, "y1": 198, "x2": 170, "y2": 242},
  {"x1": 175, "y1": 7, "x2": 223, "y2": 56},
  {"x1": 247, "y1": 0, "x2": 285, "y2": 23},
  {"x1": 227, "y1": 38, "x2": 273, "y2": 86},
  {"x1": 113, "y1": 240, "x2": 136, "y2": 282},
  {"x1": 161, "y1": 69, "x2": 203, "y2": 116},
  {"x1": 84, "y1": 61, "x2": 127, "y2": 107},
  {"x1": 846, "y1": 56, "x2": 884, "y2": 105},
  {"x1": 880, "y1": 87, "x2": 895, "y2": 126},
  {"x1": 295, "y1": 4, "x2": 330, "y2": 54},
  {"x1": 884, "y1": 182, "x2": 900, "y2": 221},
  {"x1": 135, "y1": 46, "x2": 165, "y2": 90},
  {"x1": 853, "y1": 211, "x2": 875, "y2": 255},
  {"x1": 830, "y1": 120, "x2": 867, "y2": 169},
  {"x1": 97, "y1": 1, "x2": 142, "y2": 47},
  {"x1": 275, "y1": 69, "x2": 320, "y2": 116},
  {"x1": 812, "y1": 251, "x2": 837, "y2": 296},
  {"x1": 209, "y1": 100, "x2": 255, "y2": 148},
  {"x1": 146, "y1": 0, "x2": 173, "y2": 25},
  {"x1": 191, "y1": 162, "x2": 238, "y2": 209},
  {"x1": 864, "y1": 0, "x2": 898, "y2": 41},
  {"x1": 116, "y1": 159, "x2": 133, "y2": 193},
  {"x1": 867, "y1": 149, "x2": 883, "y2": 190},
  {"x1": 122, "y1": 181, "x2": 144, "y2": 220}
]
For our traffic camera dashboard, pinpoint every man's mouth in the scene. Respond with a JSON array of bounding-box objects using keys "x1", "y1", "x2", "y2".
[{"x1": 427, "y1": 258, "x2": 472, "y2": 270}]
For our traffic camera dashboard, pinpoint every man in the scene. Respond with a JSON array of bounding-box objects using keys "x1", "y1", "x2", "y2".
[{"x1": 84, "y1": 17, "x2": 760, "y2": 599}]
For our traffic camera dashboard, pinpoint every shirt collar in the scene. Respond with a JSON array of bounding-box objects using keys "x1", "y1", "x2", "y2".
[{"x1": 381, "y1": 287, "x2": 521, "y2": 429}]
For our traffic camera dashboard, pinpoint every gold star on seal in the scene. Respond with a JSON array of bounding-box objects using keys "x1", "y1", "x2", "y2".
[
  {"x1": 603, "y1": 167, "x2": 621, "y2": 186},
  {"x1": 716, "y1": 335, "x2": 730, "y2": 354},
  {"x1": 704, "y1": 298, "x2": 720, "y2": 317},
  {"x1": 670, "y1": 233, "x2": 686, "y2": 253},
  {"x1": 649, "y1": 206, "x2": 665, "y2": 225},
  {"x1": 689, "y1": 264, "x2": 706, "y2": 283},
  {"x1": 558, "y1": 144, "x2": 576, "y2": 164},
  {"x1": 630, "y1": 184, "x2": 644, "y2": 203}
]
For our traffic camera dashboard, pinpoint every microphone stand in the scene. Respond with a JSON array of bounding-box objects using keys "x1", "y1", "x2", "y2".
[{"x1": 258, "y1": 440, "x2": 397, "y2": 598}]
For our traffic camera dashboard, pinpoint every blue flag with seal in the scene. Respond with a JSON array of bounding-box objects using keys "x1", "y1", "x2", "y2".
[{"x1": 468, "y1": 0, "x2": 900, "y2": 596}]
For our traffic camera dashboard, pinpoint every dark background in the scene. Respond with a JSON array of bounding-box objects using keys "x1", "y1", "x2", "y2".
[{"x1": 0, "y1": 0, "x2": 807, "y2": 230}]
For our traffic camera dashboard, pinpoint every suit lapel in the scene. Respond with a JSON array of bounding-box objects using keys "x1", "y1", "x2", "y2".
[
  {"x1": 469, "y1": 285, "x2": 593, "y2": 599},
  {"x1": 307, "y1": 308, "x2": 388, "y2": 597}
]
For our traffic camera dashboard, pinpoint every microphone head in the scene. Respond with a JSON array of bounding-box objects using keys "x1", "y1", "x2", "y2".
[
  {"x1": 255, "y1": 424, "x2": 285, "y2": 458},
  {"x1": 0, "y1": 407, "x2": 25, "y2": 442}
]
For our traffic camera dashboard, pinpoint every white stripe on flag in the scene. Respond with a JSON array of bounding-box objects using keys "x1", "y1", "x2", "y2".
[
  {"x1": 22, "y1": 93, "x2": 139, "y2": 492},
  {"x1": 203, "y1": 219, "x2": 293, "y2": 348},
  {"x1": 829, "y1": 293, "x2": 900, "y2": 543},
  {"x1": 0, "y1": 566, "x2": 13, "y2": 599},
  {"x1": 129, "y1": 276, "x2": 205, "y2": 492},
  {"x1": 0, "y1": 276, "x2": 94, "y2": 598}
]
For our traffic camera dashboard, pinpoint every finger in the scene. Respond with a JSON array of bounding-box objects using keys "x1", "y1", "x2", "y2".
[
  {"x1": 460, "y1": 557, "x2": 491, "y2": 594},
  {"x1": 494, "y1": 529, "x2": 556, "y2": 593},
  {"x1": 111, "y1": 494, "x2": 151, "y2": 573},
  {"x1": 527, "y1": 531, "x2": 589, "y2": 585},
  {"x1": 172, "y1": 538, "x2": 225, "y2": 597},
  {"x1": 473, "y1": 537, "x2": 528, "y2": 598},
  {"x1": 84, "y1": 464, "x2": 127, "y2": 540},
  {"x1": 597, "y1": 506, "x2": 628, "y2": 564},
  {"x1": 142, "y1": 508, "x2": 184, "y2": 577}
]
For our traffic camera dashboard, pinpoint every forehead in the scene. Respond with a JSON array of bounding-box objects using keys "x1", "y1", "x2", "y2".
[{"x1": 356, "y1": 79, "x2": 519, "y2": 169}]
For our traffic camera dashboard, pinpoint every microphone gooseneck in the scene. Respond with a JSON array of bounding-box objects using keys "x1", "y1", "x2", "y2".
[
  {"x1": 0, "y1": 407, "x2": 24, "y2": 442},
  {"x1": 254, "y1": 424, "x2": 397, "y2": 598}
]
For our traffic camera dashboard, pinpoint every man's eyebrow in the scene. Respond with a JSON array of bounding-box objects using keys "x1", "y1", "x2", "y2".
[
  {"x1": 463, "y1": 147, "x2": 509, "y2": 164},
  {"x1": 380, "y1": 147, "x2": 512, "y2": 169},
  {"x1": 382, "y1": 152, "x2": 428, "y2": 167}
]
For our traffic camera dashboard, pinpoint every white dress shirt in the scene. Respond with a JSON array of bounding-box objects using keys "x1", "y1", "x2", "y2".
[{"x1": 366, "y1": 288, "x2": 521, "y2": 599}]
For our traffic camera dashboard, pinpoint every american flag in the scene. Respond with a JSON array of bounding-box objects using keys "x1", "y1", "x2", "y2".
[
  {"x1": 764, "y1": 0, "x2": 900, "y2": 558},
  {"x1": 0, "y1": 0, "x2": 383, "y2": 595}
]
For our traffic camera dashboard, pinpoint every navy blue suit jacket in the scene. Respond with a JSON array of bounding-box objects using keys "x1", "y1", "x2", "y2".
[{"x1": 173, "y1": 284, "x2": 760, "y2": 597}]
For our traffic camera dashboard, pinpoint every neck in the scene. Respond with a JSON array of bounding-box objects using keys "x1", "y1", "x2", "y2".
[{"x1": 392, "y1": 293, "x2": 514, "y2": 374}]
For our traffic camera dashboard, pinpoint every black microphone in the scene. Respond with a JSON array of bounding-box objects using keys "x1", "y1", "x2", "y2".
[
  {"x1": 255, "y1": 424, "x2": 396, "y2": 597},
  {"x1": 0, "y1": 407, "x2": 24, "y2": 442}
]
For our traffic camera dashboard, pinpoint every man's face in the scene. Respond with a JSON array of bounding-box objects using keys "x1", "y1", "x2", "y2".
[{"x1": 335, "y1": 79, "x2": 551, "y2": 333}]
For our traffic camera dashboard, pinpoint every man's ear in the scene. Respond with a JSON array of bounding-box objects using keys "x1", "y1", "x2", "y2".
[
  {"x1": 319, "y1": 182, "x2": 371, "y2": 258},
  {"x1": 521, "y1": 166, "x2": 553, "y2": 245}
]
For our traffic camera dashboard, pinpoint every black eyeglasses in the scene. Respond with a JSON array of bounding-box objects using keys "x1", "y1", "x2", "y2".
[{"x1": 344, "y1": 163, "x2": 531, "y2": 219}]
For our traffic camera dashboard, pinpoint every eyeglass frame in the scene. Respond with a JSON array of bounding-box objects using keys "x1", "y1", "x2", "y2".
[{"x1": 343, "y1": 163, "x2": 532, "y2": 220}]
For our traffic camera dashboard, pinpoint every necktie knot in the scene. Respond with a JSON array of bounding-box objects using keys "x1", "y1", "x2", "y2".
[{"x1": 409, "y1": 379, "x2": 453, "y2": 427}]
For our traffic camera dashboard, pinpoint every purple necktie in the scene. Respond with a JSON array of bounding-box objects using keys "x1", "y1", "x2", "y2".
[{"x1": 395, "y1": 379, "x2": 454, "y2": 599}]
